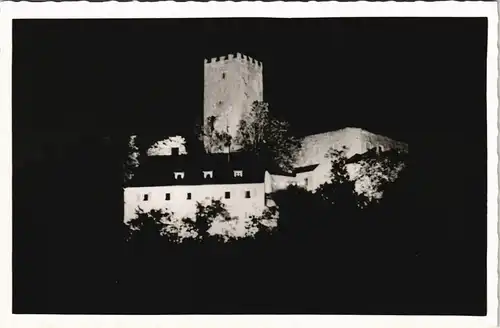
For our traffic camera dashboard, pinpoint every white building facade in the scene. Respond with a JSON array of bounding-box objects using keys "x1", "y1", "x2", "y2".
[{"x1": 124, "y1": 181, "x2": 266, "y2": 222}]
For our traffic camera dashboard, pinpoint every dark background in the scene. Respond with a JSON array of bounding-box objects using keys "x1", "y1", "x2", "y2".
[{"x1": 12, "y1": 18, "x2": 487, "y2": 314}]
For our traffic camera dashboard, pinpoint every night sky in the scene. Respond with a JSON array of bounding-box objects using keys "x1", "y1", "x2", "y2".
[
  {"x1": 12, "y1": 18, "x2": 488, "y2": 313},
  {"x1": 14, "y1": 18, "x2": 487, "y2": 155}
]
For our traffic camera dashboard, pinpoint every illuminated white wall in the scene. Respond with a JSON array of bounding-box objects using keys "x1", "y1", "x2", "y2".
[
  {"x1": 146, "y1": 136, "x2": 188, "y2": 156},
  {"x1": 124, "y1": 182, "x2": 266, "y2": 223},
  {"x1": 264, "y1": 171, "x2": 296, "y2": 193},
  {"x1": 294, "y1": 127, "x2": 408, "y2": 169}
]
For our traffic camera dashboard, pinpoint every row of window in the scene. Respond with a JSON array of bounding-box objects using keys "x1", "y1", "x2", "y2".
[
  {"x1": 142, "y1": 190, "x2": 251, "y2": 202},
  {"x1": 174, "y1": 170, "x2": 243, "y2": 180}
]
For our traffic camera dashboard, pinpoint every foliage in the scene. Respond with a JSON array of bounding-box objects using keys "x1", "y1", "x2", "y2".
[
  {"x1": 352, "y1": 149, "x2": 408, "y2": 201},
  {"x1": 235, "y1": 101, "x2": 301, "y2": 171},
  {"x1": 119, "y1": 144, "x2": 425, "y2": 312},
  {"x1": 123, "y1": 143, "x2": 410, "y2": 247},
  {"x1": 123, "y1": 135, "x2": 140, "y2": 186},
  {"x1": 316, "y1": 146, "x2": 359, "y2": 209},
  {"x1": 196, "y1": 115, "x2": 233, "y2": 153},
  {"x1": 127, "y1": 208, "x2": 179, "y2": 243},
  {"x1": 182, "y1": 199, "x2": 233, "y2": 241}
]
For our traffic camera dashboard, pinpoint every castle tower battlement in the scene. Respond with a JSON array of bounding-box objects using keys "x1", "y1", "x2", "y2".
[
  {"x1": 203, "y1": 53, "x2": 264, "y2": 153},
  {"x1": 204, "y1": 53, "x2": 263, "y2": 69}
]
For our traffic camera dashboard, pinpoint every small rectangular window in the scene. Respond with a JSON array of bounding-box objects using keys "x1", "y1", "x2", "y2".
[
  {"x1": 165, "y1": 193, "x2": 170, "y2": 200},
  {"x1": 187, "y1": 192, "x2": 192, "y2": 200},
  {"x1": 222, "y1": 72, "x2": 226, "y2": 79},
  {"x1": 225, "y1": 191, "x2": 230, "y2": 199},
  {"x1": 143, "y1": 194, "x2": 149, "y2": 201},
  {"x1": 245, "y1": 191, "x2": 251, "y2": 199}
]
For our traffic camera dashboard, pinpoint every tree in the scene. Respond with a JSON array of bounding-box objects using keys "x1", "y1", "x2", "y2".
[
  {"x1": 196, "y1": 115, "x2": 233, "y2": 153},
  {"x1": 123, "y1": 135, "x2": 140, "y2": 186},
  {"x1": 124, "y1": 209, "x2": 171, "y2": 260},
  {"x1": 183, "y1": 199, "x2": 232, "y2": 241},
  {"x1": 316, "y1": 146, "x2": 359, "y2": 211},
  {"x1": 352, "y1": 149, "x2": 408, "y2": 202},
  {"x1": 126, "y1": 208, "x2": 176, "y2": 240},
  {"x1": 235, "y1": 101, "x2": 301, "y2": 171}
]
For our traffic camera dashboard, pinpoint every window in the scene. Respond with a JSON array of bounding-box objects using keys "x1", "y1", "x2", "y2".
[
  {"x1": 234, "y1": 170, "x2": 243, "y2": 178},
  {"x1": 174, "y1": 172, "x2": 185, "y2": 179},
  {"x1": 305, "y1": 178, "x2": 309, "y2": 187},
  {"x1": 203, "y1": 171, "x2": 213, "y2": 179},
  {"x1": 171, "y1": 147, "x2": 179, "y2": 156},
  {"x1": 187, "y1": 192, "x2": 192, "y2": 200},
  {"x1": 165, "y1": 193, "x2": 170, "y2": 200},
  {"x1": 225, "y1": 191, "x2": 230, "y2": 199},
  {"x1": 143, "y1": 194, "x2": 149, "y2": 201},
  {"x1": 222, "y1": 72, "x2": 226, "y2": 79},
  {"x1": 245, "y1": 191, "x2": 251, "y2": 199}
]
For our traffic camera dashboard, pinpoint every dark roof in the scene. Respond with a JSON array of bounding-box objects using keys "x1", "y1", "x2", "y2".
[
  {"x1": 345, "y1": 153, "x2": 365, "y2": 164},
  {"x1": 266, "y1": 169, "x2": 296, "y2": 177},
  {"x1": 265, "y1": 164, "x2": 319, "y2": 177},
  {"x1": 293, "y1": 164, "x2": 319, "y2": 174},
  {"x1": 129, "y1": 151, "x2": 266, "y2": 187}
]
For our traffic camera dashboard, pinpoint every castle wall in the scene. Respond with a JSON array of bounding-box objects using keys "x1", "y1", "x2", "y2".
[
  {"x1": 147, "y1": 136, "x2": 187, "y2": 156},
  {"x1": 265, "y1": 172, "x2": 297, "y2": 193},
  {"x1": 294, "y1": 127, "x2": 408, "y2": 168},
  {"x1": 290, "y1": 128, "x2": 409, "y2": 192},
  {"x1": 204, "y1": 53, "x2": 263, "y2": 152},
  {"x1": 124, "y1": 182, "x2": 266, "y2": 225}
]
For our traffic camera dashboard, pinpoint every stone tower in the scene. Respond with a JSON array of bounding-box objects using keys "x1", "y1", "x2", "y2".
[{"x1": 204, "y1": 53, "x2": 264, "y2": 153}]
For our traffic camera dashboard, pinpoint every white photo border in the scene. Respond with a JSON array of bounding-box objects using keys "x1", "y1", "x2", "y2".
[{"x1": 0, "y1": 2, "x2": 497, "y2": 328}]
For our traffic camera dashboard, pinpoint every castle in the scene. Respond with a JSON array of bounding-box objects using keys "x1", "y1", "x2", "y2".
[
  {"x1": 203, "y1": 53, "x2": 263, "y2": 152},
  {"x1": 123, "y1": 53, "x2": 408, "y2": 238}
]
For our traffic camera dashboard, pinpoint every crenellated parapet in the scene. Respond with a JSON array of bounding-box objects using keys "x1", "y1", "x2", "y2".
[
  {"x1": 203, "y1": 52, "x2": 264, "y2": 154},
  {"x1": 204, "y1": 52, "x2": 263, "y2": 70}
]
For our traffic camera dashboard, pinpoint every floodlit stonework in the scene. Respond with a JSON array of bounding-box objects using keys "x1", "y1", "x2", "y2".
[
  {"x1": 125, "y1": 53, "x2": 409, "y2": 239},
  {"x1": 147, "y1": 136, "x2": 188, "y2": 156},
  {"x1": 289, "y1": 127, "x2": 409, "y2": 192},
  {"x1": 204, "y1": 53, "x2": 263, "y2": 152},
  {"x1": 124, "y1": 183, "x2": 266, "y2": 223},
  {"x1": 295, "y1": 127, "x2": 408, "y2": 168}
]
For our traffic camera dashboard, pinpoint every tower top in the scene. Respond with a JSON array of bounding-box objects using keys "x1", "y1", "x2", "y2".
[{"x1": 204, "y1": 53, "x2": 263, "y2": 68}]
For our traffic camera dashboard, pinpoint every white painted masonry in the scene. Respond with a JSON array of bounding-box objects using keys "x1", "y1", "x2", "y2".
[
  {"x1": 124, "y1": 182, "x2": 266, "y2": 223},
  {"x1": 147, "y1": 136, "x2": 188, "y2": 156},
  {"x1": 204, "y1": 53, "x2": 264, "y2": 152}
]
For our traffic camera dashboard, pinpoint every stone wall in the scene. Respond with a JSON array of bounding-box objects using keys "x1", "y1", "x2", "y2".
[
  {"x1": 146, "y1": 136, "x2": 187, "y2": 156},
  {"x1": 203, "y1": 53, "x2": 263, "y2": 152}
]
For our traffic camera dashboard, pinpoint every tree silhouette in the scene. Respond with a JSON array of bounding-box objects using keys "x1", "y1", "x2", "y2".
[
  {"x1": 196, "y1": 115, "x2": 233, "y2": 153},
  {"x1": 316, "y1": 146, "x2": 359, "y2": 212},
  {"x1": 235, "y1": 101, "x2": 301, "y2": 171},
  {"x1": 182, "y1": 199, "x2": 232, "y2": 242},
  {"x1": 123, "y1": 135, "x2": 140, "y2": 186}
]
